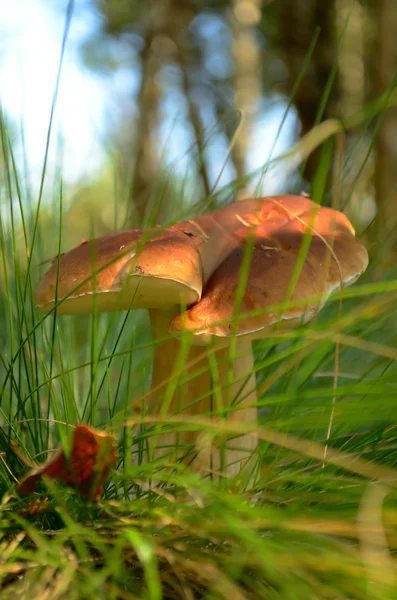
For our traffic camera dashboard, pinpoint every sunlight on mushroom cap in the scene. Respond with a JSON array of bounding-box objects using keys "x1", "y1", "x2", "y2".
[
  {"x1": 169, "y1": 196, "x2": 369, "y2": 344},
  {"x1": 35, "y1": 228, "x2": 203, "y2": 314}
]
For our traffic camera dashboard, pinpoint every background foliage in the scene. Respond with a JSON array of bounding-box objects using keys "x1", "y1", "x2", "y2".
[{"x1": 1, "y1": 1, "x2": 397, "y2": 598}]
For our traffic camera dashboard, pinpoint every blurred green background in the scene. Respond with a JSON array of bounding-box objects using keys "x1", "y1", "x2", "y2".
[
  {"x1": 1, "y1": 0, "x2": 394, "y2": 245},
  {"x1": 1, "y1": 2, "x2": 397, "y2": 599}
]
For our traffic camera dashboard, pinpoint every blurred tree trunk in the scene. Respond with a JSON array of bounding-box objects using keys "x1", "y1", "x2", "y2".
[
  {"x1": 128, "y1": 26, "x2": 161, "y2": 225},
  {"x1": 280, "y1": 0, "x2": 338, "y2": 185},
  {"x1": 230, "y1": 0, "x2": 262, "y2": 198},
  {"x1": 334, "y1": 0, "x2": 374, "y2": 226},
  {"x1": 372, "y1": 0, "x2": 397, "y2": 253},
  {"x1": 94, "y1": 0, "x2": 168, "y2": 226},
  {"x1": 129, "y1": 1, "x2": 213, "y2": 223},
  {"x1": 169, "y1": 1, "x2": 212, "y2": 200},
  {"x1": 335, "y1": 0, "x2": 366, "y2": 120}
]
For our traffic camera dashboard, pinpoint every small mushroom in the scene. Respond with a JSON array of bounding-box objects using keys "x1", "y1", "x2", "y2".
[{"x1": 35, "y1": 196, "x2": 369, "y2": 478}]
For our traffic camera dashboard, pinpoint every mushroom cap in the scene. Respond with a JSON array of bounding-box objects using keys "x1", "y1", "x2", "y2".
[
  {"x1": 169, "y1": 195, "x2": 369, "y2": 344},
  {"x1": 35, "y1": 228, "x2": 204, "y2": 314},
  {"x1": 35, "y1": 197, "x2": 268, "y2": 315},
  {"x1": 35, "y1": 195, "x2": 368, "y2": 323}
]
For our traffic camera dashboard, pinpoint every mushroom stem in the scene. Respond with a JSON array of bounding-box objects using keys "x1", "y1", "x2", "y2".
[
  {"x1": 148, "y1": 308, "x2": 258, "y2": 478},
  {"x1": 203, "y1": 340, "x2": 259, "y2": 477}
]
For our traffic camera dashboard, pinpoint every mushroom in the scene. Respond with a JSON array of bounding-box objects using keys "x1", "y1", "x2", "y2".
[
  {"x1": 35, "y1": 195, "x2": 369, "y2": 478},
  {"x1": 171, "y1": 196, "x2": 369, "y2": 340}
]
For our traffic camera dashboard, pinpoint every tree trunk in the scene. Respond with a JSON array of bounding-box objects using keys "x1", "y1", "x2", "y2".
[
  {"x1": 128, "y1": 27, "x2": 161, "y2": 225},
  {"x1": 280, "y1": 0, "x2": 338, "y2": 184},
  {"x1": 230, "y1": 0, "x2": 263, "y2": 198},
  {"x1": 373, "y1": 0, "x2": 397, "y2": 257}
]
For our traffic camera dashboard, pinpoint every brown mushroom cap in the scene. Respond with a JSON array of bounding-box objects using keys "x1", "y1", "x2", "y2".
[
  {"x1": 35, "y1": 228, "x2": 204, "y2": 314},
  {"x1": 35, "y1": 198, "x2": 270, "y2": 315},
  {"x1": 35, "y1": 195, "x2": 368, "y2": 323},
  {"x1": 169, "y1": 195, "x2": 369, "y2": 343}
]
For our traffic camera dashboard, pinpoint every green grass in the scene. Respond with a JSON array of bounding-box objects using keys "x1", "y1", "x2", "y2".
[{"x1": 1, "y1": 55, "x2": 397, "y2": 600}]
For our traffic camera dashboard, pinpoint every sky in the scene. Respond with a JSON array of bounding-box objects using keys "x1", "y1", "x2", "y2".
[
  {"x1": 0, "y1": 0, "x2": 111, "y2": 186},
  {"x1": 0, "y1": 0, "x2": 297, "y2": 201}
]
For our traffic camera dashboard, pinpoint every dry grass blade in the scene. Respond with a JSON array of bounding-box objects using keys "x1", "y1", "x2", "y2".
[
  {"x1": 123, "y1": 415, "x2": 397, "y2": 487},
  {"x1": 358, "y1": 484, "x2": 396, "y2": 593}
]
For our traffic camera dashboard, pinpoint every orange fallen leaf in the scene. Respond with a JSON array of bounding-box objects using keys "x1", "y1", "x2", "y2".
[
  {"x1": 17, "y1": 425, "x2": 117, "y2": 501},
  {"x1": 19, "y1": 496, "x2": 51, "y2": 518}
]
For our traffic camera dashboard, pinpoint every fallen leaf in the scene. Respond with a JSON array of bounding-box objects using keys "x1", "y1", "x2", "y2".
[
  {"x1": 17, "y1": 425, "x2": 117, "y2": 501},
  {"x1": 19, "y1": 496, "x2": 52, "y2": 518}
]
